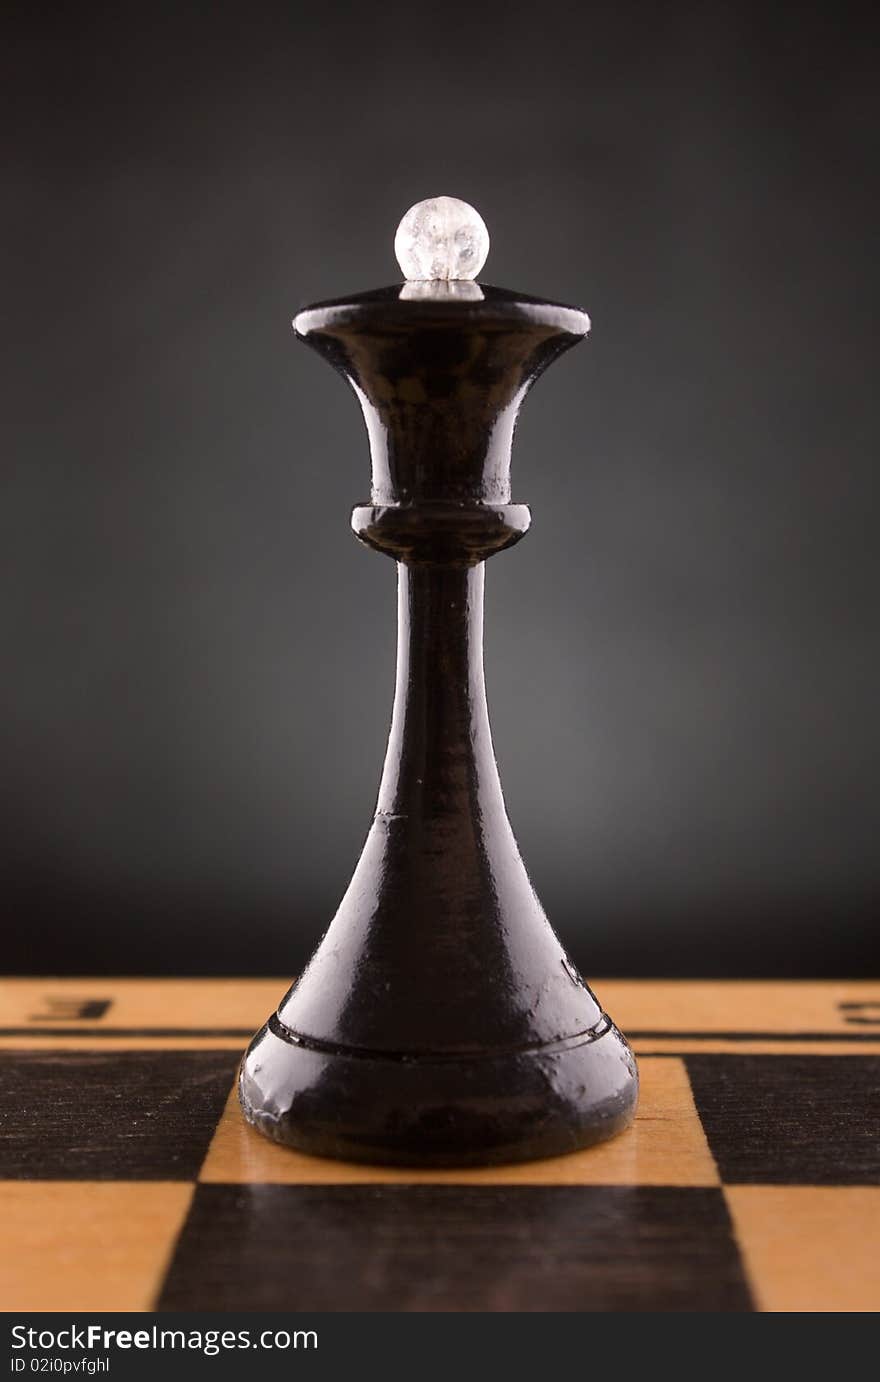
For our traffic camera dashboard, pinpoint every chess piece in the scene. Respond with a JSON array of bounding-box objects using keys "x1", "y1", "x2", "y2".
[{"x1": 240, "y1": 197, "x2": 638, "y2": 1165}]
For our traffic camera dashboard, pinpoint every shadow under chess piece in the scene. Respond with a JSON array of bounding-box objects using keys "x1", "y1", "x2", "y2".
[{"x1": 240, "y1": 197, "x2": 638, "y2": 1166}]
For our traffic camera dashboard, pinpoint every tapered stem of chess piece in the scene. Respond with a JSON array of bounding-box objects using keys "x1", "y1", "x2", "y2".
[{"x1": 240, "y1": 198, "x2": 638, "y2": 1165}]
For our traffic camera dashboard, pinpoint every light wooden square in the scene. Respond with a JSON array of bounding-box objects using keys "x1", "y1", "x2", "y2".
[
  {"x1": 200, "y1": 1056, "x2": 717, "y2": 1185},
  {"x1": 0, "y1": 1182, "x2": 193, "y2": 1312},
  {"x1": 725, "y1": 1185, "x2": 880, "y2": 1312}
]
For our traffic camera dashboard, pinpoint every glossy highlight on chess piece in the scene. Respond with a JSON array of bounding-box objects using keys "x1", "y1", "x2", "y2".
[{"x1": 240, "y1": 197, "x2": 639, "y2": 1165}]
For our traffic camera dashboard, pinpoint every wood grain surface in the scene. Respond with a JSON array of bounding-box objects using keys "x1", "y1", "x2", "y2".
[{"x1": 2, "y1": 978, "x2": 877, "y2": 1313}]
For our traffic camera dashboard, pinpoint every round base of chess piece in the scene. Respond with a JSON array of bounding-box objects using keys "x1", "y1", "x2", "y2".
[{"x1": 240, "y1": 1013, "x2": 637, "y2": 1167}]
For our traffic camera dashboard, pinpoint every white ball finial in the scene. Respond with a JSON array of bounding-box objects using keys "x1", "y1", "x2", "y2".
[{"x1": 394, "y1": 196, "x2": 489, "y2": 282}]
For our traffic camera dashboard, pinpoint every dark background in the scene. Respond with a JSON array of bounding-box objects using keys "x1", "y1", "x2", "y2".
[{"x1": 4, "y1": 2, "x2": 877, "y2": 977}]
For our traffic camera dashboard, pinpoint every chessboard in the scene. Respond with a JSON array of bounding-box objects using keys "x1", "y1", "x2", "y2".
[{"x1": 2, "y1": 978, "x2": 878, "y2": 1313}]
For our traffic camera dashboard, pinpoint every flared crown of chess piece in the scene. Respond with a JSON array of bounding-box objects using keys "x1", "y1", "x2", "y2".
[{"x1": 240, "y1": 197, "x2": 638, "y2": 1166}]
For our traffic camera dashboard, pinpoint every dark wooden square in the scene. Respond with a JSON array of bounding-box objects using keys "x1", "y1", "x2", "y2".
[
  {"x1": 0, "y1": 1050, "x2": 237, "y2": 1179},
  {"x1": 686, "y1": 1055, "x2": 880, "y2": 1185},
  {"x1": 158, "y1": 1184, "x2": 753, "y2": 1311}
]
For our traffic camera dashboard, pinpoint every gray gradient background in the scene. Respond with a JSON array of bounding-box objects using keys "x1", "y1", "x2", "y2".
[{"x1": 4, "y1": 3, "x2": 878, "y2": 976}]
